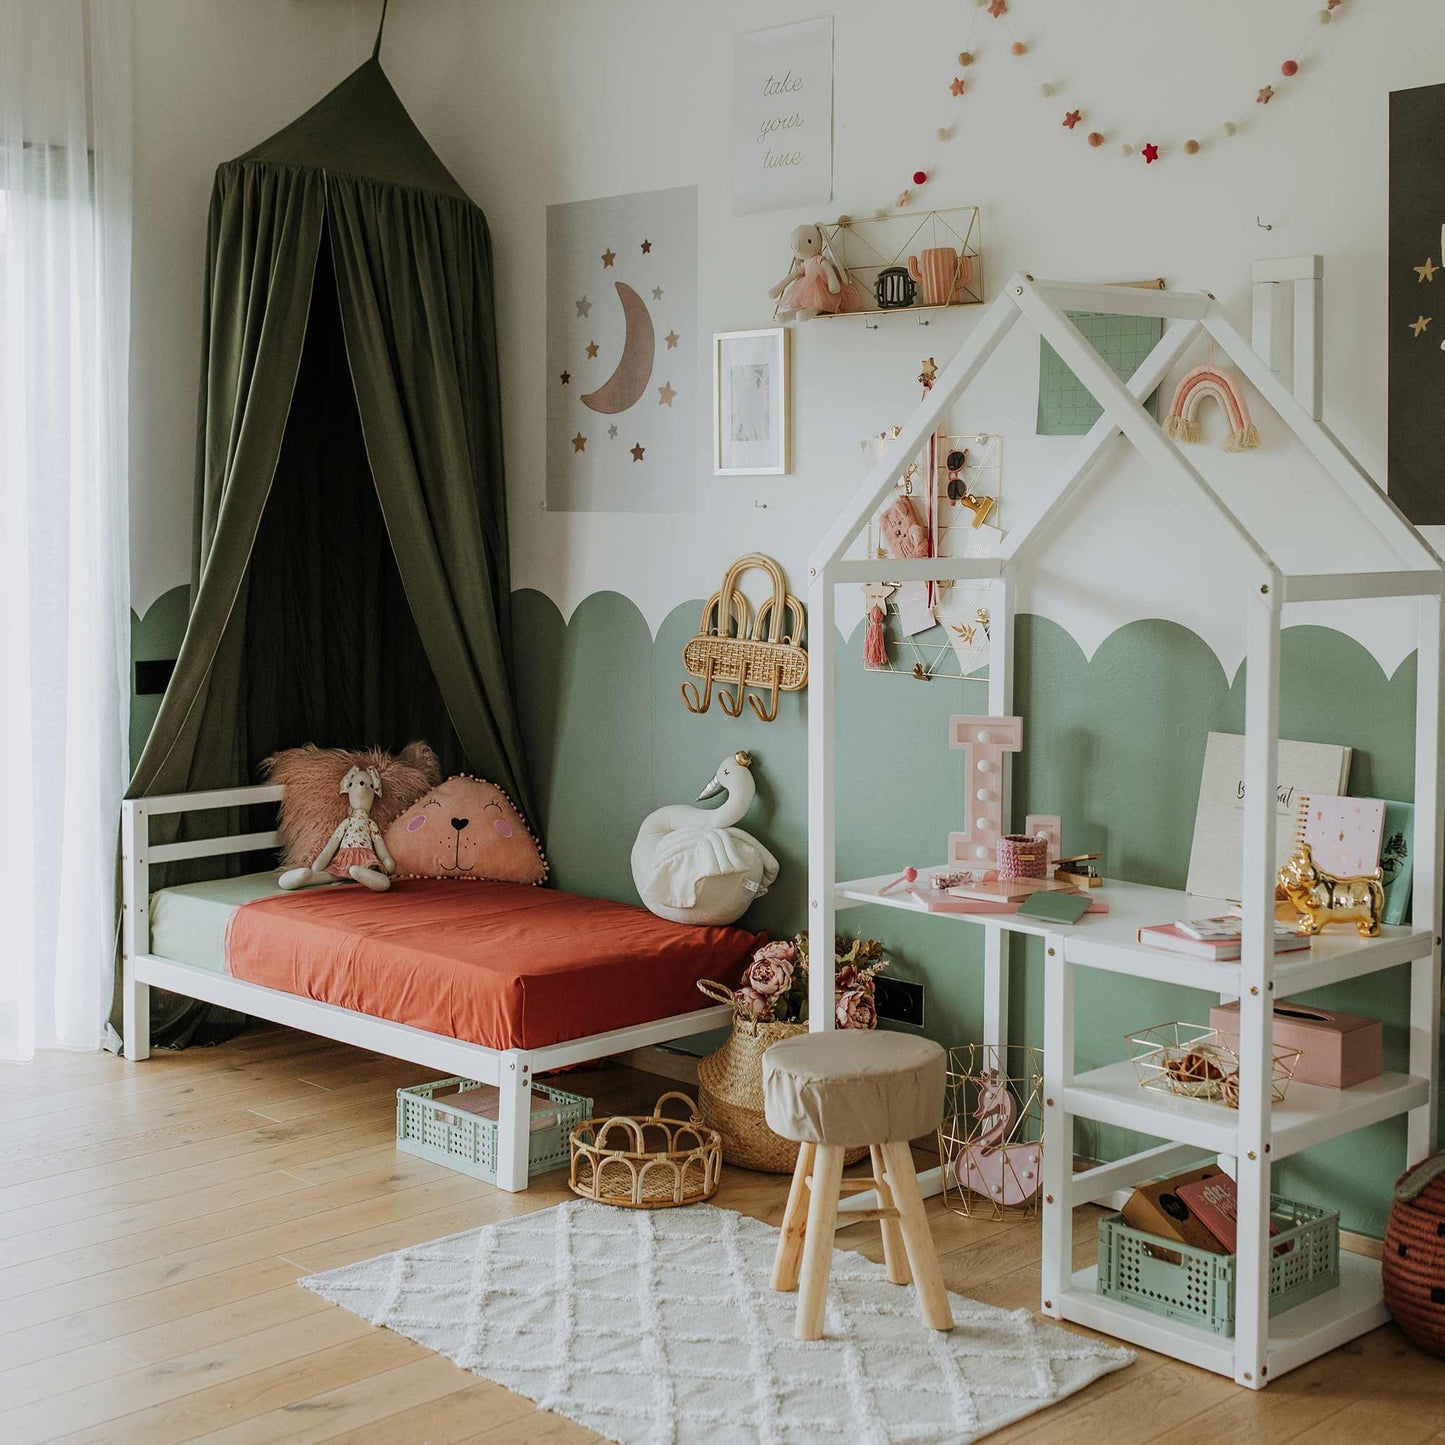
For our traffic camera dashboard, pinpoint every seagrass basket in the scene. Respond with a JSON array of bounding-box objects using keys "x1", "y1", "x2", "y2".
[
  {"x1": 1383, "y1": 1152, "x2": 1445, "y2": 1354},
  {"x1": 568, "y1": 1092, "x2": 721, "y2": 1209},
  {"x1": 694, "y1": 980, "x2": 866, "y2": 1173}
]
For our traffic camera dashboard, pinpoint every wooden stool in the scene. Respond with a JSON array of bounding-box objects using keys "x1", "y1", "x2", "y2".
[{"x1": 763, "y1": 1030, "x2": 954, "y2": 1341}]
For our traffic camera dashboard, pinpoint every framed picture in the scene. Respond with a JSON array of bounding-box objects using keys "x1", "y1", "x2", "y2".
[{"x1": 714, "y1": 327, "x2": 790, "y2": 475}]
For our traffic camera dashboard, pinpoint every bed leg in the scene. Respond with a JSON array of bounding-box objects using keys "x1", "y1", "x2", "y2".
[
  {"x1": 123, "y1": 958, "x2": 151, "y2": 1062},
  {"x1": 495, "y1": 1051, "x2": 532, "y2": 1192}
]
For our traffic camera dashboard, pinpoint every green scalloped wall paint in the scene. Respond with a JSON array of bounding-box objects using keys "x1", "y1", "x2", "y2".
[{"x1": 128, "y1": 583, "x2": 1437, "y2": 1236}]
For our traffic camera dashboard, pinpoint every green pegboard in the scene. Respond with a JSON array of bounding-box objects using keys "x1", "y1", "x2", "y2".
[{"x1": 1037, "y1": 310, "x2": 1164, "y2": 436}]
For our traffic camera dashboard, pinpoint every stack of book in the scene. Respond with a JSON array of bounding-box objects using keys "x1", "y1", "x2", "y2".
[{"x1": 1138, "y1": 916, "x2": 1311, "y2": 961}]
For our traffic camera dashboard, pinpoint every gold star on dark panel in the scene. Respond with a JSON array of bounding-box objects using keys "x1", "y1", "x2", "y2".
[
  {"x1": 585, "y1": 341, "x2": 599, "y2": 359},
  {"x1": 560, "y1": 370, "x2": 571, "y2": 384},
  {"x1": 630, "y1": 442, "x2": 645, "y2": 462},
  {"x1": 571, "y1": 432, "x2": 587, "y2": 453},
  {"x1": 601, "y1": 248, "x2": 616, "y2": 268},
  {"x1": 657, "y1": 381, "x2": 677, "y2": 406},
  {"x1": 1411, "y1": 315, "x2": 1432, "y2": 337},
  {"x1": 641, "y1": 239, "x2": 652, "y2": 254},
  {"x1": 664, "y1": 330, "x2": 680, "y2": 349},
  {"x1": 1417, "y1": 258, "x2": 1438, "y2": 283}
]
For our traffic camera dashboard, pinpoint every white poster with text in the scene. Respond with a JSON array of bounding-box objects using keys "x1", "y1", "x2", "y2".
[{"x1": 731, "y1": 18, "x2": 834, "y2": 216}]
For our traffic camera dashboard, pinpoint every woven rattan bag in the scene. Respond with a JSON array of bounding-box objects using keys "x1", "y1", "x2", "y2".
[
  {"x1": 1384, "y1": 1151, "x2": 1445, "y2": 1355},
  {"x1": 695, "y1": 980, "x2": 865, "y2": 1173}
]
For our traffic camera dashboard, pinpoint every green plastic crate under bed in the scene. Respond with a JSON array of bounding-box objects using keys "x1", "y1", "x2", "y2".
[
  {"x1": 397, "y1": 1076, "x2": 593, "y2": 1185},
  {"x1": 1097, "y1": 1193, "x2": 1340, "y2": 1337}
]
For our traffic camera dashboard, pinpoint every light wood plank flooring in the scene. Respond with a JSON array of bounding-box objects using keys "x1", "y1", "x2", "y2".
[{"x1": 0, "y1": 1024, "x2": 1440, "y2": 1443}]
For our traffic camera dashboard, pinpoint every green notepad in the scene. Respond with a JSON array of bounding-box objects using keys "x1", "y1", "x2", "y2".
[{"x1": 1015, "y1": 891, "x2": 1093, "y2": 924}]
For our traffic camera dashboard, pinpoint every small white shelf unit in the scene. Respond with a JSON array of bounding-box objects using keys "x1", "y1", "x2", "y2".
[{"x1": 808, "y1": 262, "x2": 1444, "y2": 1389}]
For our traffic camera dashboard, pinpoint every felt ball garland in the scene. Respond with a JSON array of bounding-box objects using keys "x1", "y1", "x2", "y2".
[{"x1": 899, "y1": 0, "x2": 1350, "y2": 201}]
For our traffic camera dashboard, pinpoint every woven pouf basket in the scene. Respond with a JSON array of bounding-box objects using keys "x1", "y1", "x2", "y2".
[
  {"x1": 695, "y1": 981, "x2": 866, "y2": 1174},
  {"x1": 1384, "y1": 1153, "x2": 1445, "y2": 1354}
]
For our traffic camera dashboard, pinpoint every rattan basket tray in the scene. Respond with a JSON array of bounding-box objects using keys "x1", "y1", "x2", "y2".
[{"x1": 569, "y1": 1091, "x2": 722, "y2": 1209}]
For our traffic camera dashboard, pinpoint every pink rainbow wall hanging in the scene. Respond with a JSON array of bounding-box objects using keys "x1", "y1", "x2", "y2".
[{"x1": 1164, "y1": 365, "x2": 1260, "y2": 452}]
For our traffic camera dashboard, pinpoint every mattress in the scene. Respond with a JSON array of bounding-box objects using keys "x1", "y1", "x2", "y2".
[{"x1": 148, "y1": 872, "x2": 759, "y2": 1053}]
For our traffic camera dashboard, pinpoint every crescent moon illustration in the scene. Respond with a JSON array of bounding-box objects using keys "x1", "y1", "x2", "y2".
[{"x1": 581, "y1": 282, "x2": 655, "y2": 415}]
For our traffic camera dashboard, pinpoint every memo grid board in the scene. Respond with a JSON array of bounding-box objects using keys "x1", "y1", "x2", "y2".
[{"x1": 1038, "y1": 311, "x2": 1164, "y2": 435}]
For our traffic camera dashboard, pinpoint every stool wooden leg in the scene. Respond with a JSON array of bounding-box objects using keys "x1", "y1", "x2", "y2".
[
  {"x1": 771, "y1": 1141, "x2": 815, "y2": 1293},
  {"x1": 796, "y1": 1143, "x2": 844, "y2": 1341},
  {"x1": 881, "y1": 1140, "x2": 954, "y2": 1332},
  {"x1": 870, "y1": 1144, "x2": 911, "y2": 1286}
]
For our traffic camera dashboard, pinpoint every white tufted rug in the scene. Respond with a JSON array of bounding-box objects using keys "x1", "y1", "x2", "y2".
[{"x1": 300, "y1": 1199, "x2": 1132, "y2": 1445}]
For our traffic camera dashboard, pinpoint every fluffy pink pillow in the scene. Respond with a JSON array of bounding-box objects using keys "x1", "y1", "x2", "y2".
[
  {"x1": 383, "y1": 775, "x2": 548, "y2": 885},
  {"x1": 262, "y1": 742, "x2": 441, "y2": 868}
]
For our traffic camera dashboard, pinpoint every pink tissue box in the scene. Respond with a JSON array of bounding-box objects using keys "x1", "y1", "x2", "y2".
[{"x1": 1209, "y1": 1000, "x2": 1382, "y2": 1090}]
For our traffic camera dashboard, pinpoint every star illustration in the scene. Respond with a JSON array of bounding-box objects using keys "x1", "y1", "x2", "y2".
[
  {"x1": 630, "y1": 442, "x2": 645, "y2": 462},
  {"x1": 585, "y1": 340, "x2": 599, "y2": 359},
  {"x1": 575, "y1": 296, "x2": 591, "y2": 318},
  {"x1": 988, "y1": 0, "x2": 1006, "y2": 16},
  {"x1": 896, "y1": 188, "x2": 912, "y2": 209},
  {"x1": 1257, "y1": 85, "x2": 1275, "y2": 105},
  {"x1": 1141, "y1": 142, "x2": 1160, "y2": 163},
  {"x1": 571, "y1": 432, "x2": 587, "y2": 453},
  {"x1": 1417, "y1": 258, "x2": 1438, "y2": 283},
  {"x1": 559, "y1": 370, "x2": 571, "y2": 385},
  {"x1": 652, "y1": 286, "x2": 664, "y2": 301},
  {"x1": 664, "y1": 329, "x2": 680, "y2": 350},
  {"x1": 949, "y1": 77, "x2": 966, "y2": 97},
  {"x1": 601, "y1": 248, "x2": 616, "y2": 268},
  {"x1": 1063, "y1": 110, "x2": 1081, "y2": 130},
  {"x1": 608, "y1": 424, "x2": 618, "y2": 438},
  {"x1": 1410, "y1": 315, "x2": 1432, "y2": 337},
  {"x1": 657, "y1": 381, "x2": 677, "y2": 406},
  {"x1": 640, "y1": 239, "x2": 652, "y2": 254}
]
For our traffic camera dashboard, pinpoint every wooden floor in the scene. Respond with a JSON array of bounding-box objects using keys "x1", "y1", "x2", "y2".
[{"x1": 0, "y1": 1026, "x2": 1440, "y2": 1444}]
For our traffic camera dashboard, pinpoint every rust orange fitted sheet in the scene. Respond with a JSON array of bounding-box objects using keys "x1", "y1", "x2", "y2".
[{"x1": 224, "y1": 879, "x2": 759, "y2": 1052}]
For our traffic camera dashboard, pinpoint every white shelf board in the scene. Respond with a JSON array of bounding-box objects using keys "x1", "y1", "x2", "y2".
[
  {"x1": 1060, "y1": 1253, "x2": 1386, "y2": 1384},
  {"x1": 835, "y1": 868, "x2": 1432, "y2": 995},
  {"x1": 1064, "y1": 1061, "x2": 1429, "y2": 1160}
]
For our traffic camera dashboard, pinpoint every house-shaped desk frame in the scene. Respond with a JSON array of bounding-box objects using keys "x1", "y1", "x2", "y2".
[{"x1": 805, "y1": 268, "x2": 1444, "y2": 1388}]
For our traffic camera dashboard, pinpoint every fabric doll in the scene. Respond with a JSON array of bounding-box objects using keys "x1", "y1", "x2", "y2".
[
  {"x1": 768, "y1": 223, "x2": 854, "y2": 321},
  {"x1": 278, "y1": 765, "x2": 396, "y2": 892}
]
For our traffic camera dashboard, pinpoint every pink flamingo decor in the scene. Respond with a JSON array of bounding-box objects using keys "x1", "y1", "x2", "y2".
[{"x1": 951, "y1": 1071, "x2": 1044, "y2": 1208}]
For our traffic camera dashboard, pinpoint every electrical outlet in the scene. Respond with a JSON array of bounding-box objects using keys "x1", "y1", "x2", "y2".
[{"x1": 874, "y1": 976, "x2": 924, "y2": 1028}]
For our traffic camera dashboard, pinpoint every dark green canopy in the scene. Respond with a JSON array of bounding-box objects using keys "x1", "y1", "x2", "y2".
[{"x1": 116, "y1": 58, "x2": 534, "y2": 1046}]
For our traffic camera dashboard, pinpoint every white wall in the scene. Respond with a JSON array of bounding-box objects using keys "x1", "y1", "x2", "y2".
[{"x1": 130, "y1": 0, "x2": 1445, "y2": 673}]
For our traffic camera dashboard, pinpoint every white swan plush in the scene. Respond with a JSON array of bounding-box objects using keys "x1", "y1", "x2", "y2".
[{"x1": 631, "y1": 751, "x2": 780, "y2": 927}]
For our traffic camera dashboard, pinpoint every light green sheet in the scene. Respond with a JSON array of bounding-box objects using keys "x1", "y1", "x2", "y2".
[{"x1": 149, "y1": 871, "x2": 288, "y2": 973}]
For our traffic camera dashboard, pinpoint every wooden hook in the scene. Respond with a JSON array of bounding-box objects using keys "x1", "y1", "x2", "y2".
[{"x1": 681, "y1": 655, "x2": 716, "y2": 714}]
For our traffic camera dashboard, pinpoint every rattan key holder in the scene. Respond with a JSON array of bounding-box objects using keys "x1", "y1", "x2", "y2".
[{"x1": 681, "y1": 553, "x2": 807, "y2": 722}]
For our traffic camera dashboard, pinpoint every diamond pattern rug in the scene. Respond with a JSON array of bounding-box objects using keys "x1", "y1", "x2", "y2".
[{"x1": 300, "y1": 1199, "x2": 1132, "y2": 1444}]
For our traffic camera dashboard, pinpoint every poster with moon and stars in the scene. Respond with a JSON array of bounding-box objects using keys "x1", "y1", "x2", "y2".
[
  {"x1": 546, "y1": 186, "x2": 698, "y2": 512},
  {"x1": 1389, "y1": 81, "x2": 1445, "y2": 523}
]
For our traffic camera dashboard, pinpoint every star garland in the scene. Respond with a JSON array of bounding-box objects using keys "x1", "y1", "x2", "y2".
[{"x1": 900, "y1": 0, "x2": 1350, "y2": 202}]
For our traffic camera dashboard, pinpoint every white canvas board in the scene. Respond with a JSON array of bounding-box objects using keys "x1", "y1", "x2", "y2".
[
  {"x1": 546, "y1": 186, "x2": 698, "y2": 512},
  {"x1": 731, "y1": 18, "x2": 834, "y2": 216},
  {"x1": 1185, "y1": 731, "x2": 1352, "y2": 901}
]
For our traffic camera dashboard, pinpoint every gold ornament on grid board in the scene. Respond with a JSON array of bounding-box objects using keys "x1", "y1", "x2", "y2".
[{"x1": 895, "y1": 0, "x2": 1351, "y2": 205}]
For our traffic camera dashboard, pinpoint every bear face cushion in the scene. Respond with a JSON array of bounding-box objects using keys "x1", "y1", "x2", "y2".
[{"x1": 383, "y1": 775, "x2": 548, "y2": 885}]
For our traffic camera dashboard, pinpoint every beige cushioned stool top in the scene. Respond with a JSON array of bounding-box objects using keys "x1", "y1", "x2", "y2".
[{"x1": 762, "y1": 1031, "x2": 946, "y2": 1148}]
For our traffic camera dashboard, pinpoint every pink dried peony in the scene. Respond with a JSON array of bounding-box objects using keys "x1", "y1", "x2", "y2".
[
  {"x1": 835, "y1": 964, "x2": 860, "y2": 991},
  {"x1": 835, "y1": 987, "x2": 878, "y2": 1031},
  {"x1": 745, "y1": 954, "x2": 794, "y2": 998},
  {"x1": 734, "y1": 986, "x2": 771, "y2": 1022},
  {"x1": 753, "y1": 940, "x2": 798, "y2": 967}
]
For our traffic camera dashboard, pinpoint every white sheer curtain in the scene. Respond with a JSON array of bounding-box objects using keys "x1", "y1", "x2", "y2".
[{"x1": 0, "y1": 0, "x2": 132, "y2": 1058}]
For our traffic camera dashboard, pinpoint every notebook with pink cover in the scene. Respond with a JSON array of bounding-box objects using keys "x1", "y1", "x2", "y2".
[
  {"x1": 1296, "y1": 794, "x2": 1385, "y2": 878},
  {"x1": 1174, "y1": 1175, "x2": 1283, "y2": 1253}
]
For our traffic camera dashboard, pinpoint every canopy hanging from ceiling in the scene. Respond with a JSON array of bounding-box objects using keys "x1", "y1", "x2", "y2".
[{"x1": 116, "y1": 56, "x2": 534, "y2": 1046}]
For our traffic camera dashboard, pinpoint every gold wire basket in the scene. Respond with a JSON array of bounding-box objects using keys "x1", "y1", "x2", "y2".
[
  {"x1": 1127, "y1": 1022, "x2": 1302, "y2": 1108},
  {"x1": 937, "y1": 1044, "x2": 1045, "y2": 1221}
]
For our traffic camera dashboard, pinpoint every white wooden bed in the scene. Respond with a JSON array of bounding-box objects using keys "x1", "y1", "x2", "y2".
[{"x1": 120, "y1": 783, "x2": 731, "y2": 1192}]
